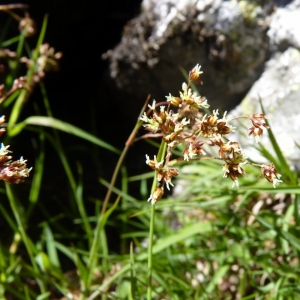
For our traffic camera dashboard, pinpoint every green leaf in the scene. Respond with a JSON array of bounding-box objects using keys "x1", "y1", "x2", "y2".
[
  {"x1": 36, "y1": 292, "x2": 51, "y2": 300},
  {"x1": 9, "y1": 116, "x2": 120, "y2": 154},
  {"x1": 35, "y1": 252, "x2": 51, "y2": 272},
  {"x1": 137, "y1": 221, "x2": 214, "y2": 260},
  {"x1": 206, "y1": 265, "x2": 230, "y2": 293},
  {"x1": 28, "y1": 132, "x2": 45, "y2": 203},
  {"x1": 260, "y1": 99, "x2": 296, "y2": 184},
  {"x1": 44, "y1": 225, "x2": 60, "y2": 269}
]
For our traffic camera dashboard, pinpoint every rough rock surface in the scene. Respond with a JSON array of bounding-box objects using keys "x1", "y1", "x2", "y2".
[
  {"x1": 267, "y1": 0, "x2": 300, "y2": 51},
  {"x1": 229, "y1": 47, "x2": 300, "y2": 166},
  {"x1": 229, "y1": 0, "x2": 300, "y2": 166},
  {"x1": 104, "y1": 0, "x2": 270, "y2": 110}
]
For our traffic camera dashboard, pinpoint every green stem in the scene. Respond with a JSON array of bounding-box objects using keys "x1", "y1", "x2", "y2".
[
  {"x1": 147, "y1": 140, "x2": 167, "y2": 299},
  {"x1": 85, "y1": 126, "x2": 134, "y2": 284},
  {"x1": 85, "y1": 96, "x2": 151, "y2": 290},
  {"x1": 8, "y1": 16, "x2": 48, "y2": 128},
  {"x1": 40, "y1": 82, "x2": 93, "y2": 244},
  {"x1": 100, "y1": 95, "x2": 150, "y2": 217},
  {"x1": 6, "y1": 184, "x2": 46, "y2": 294},
  {"x1": 147, "y1": 203, "x2": 156, "y2": 299}
]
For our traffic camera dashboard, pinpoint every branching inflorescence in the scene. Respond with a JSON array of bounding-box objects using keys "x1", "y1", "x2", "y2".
[
  {"x1": 0, "y1": 5, "x2": 62, "y2": 184},
  {"x1": 0, "y1": 5, "x2": 62, "y2": 104},
  {"x1": 140, "y1": 64, "x2": 282, "y2": 204},
  {"x1": 0, "y1": 116, "x2": 31, "y2": 184}
]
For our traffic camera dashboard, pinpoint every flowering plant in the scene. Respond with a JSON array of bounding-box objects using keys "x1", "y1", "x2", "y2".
[
  {"x1": 140, "y1": 64, "x2": 282, "y2": 204},
  {"x1": 0, "y1": 4, "x2": 62, "y2": 185},
  {"x1": 0, "y1": 116, "x2": 31, "y2": 184}
]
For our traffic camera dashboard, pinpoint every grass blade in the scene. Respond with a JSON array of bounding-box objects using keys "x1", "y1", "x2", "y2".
[{"x1": 10, "y1": 116, "x2": 120, "y2": 154}]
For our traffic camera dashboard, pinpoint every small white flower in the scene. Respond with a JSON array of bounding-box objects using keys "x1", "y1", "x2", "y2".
[
  {"x1": 145, "y1": 155, "x2": 164, "y2": 169},
  {"x1": 183, "y1": 152, "x2": 189, "y2": 161},
  {"x1": 147, "y1": 187, "x2": 164, "y2": 204},
  {"x1": 147, "y1": 194, "x2": 153, "y2": 203},
  {"x1": 191, "y1": 64, "x2": 203, "y2": 76},
  {"x1": 272, "y1": 173, "x2": 283, "y2": 188},
  {"x1": 200, "y1": 98, "x2": 210, "y2": 108},
  {"x1": 145, "y1": 154, "x2": 150, "y2": 165},
  {"x1": 184, "y1": 143, "x2": 197, "y2": 161},
  {"x1": 212, "y1": 109, "x2": 219, "y2": 117},
  {"x1": 180, "y1": 82, "x2": 193, "y2": 101},
  {"x1": 168, "y1": 140, "x2": 179, "y2": 148},
  {"x1": 0, "y1": 143, "x2": 10, "y2": 153},
  {"x1": 143, "y1": 123, "x2": 160, "y2": 133},
  {"x1": 188, "y1": 143, "x2": 196, "y2": 158},
  {"x1": 153, "y1": 155, "x2": 164, "y2": 169},
  {"x1": 154, "y1": 113, "x2": 163, "y2": 124},
  {"x1": 165, "y1": 179, "x2": 174, "y2": 191},
  {"x1": 148, "y1": 100, "x2": 156, "y2": 111},
  {"x1": 165, "y1": 93, "x2": 173, "y2": 102},
  {"x1": 20, "y1": 167, "x2": 32, "y2": 177},
  {"x1": 222, "y1": 111, "x2": 228, "y2": 120},
  {"x1": 173, "y1": 124, "x2": 182, "y2": 134},
  {"x1": 181, "y1": 118, "x2": 190, "y2": 126},
  {"x1": 140, "y1": 112, "x2": 149, "y2": 122},
  {"x1": 222, "y1": 164, "x2": 229, "y2": 176},
  {"x1": 166, "y1": 111, "x2": 178, "y2": 122}
]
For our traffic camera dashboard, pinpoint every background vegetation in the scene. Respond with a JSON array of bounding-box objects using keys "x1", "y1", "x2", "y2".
[{"x1": 0, "y1": 4, "x2": 300, "y2": 300}]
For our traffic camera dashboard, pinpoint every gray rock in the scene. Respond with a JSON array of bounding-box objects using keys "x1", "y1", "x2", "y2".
[
  {"x1": 103, "y1": 0, "x2": 269, "y2": 111},
  {"x1": 228, "y1": 0, "x2": 300, "y2": 165},
  {"x1": 229, "y1": 47, "x2": 300, "y2": 165},
  {"x1": 104, "y1": 0, "x2": 300, "y2": 164},
  {"x1": 268, "y1": 0, "x2": 300, "y2": 51}
]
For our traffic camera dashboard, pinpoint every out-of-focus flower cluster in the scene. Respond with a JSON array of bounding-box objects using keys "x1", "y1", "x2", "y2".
[
  {"x1": 20, "y1": 43, "x2": 62, "y2": 81},
  {"x1": 140, "y1": 64, "x2": 282, "y2": 204},
  {"x1": 0, "y1": 116, "x2": 31, "y2": 184},
  {"x1": 0, "y1": 4, "x2": 34, "y2": 37},
  {"x1": 0, "y1": 4, "x2": 55, "y2": 185},
  {"x1": 0, "y1": 5, "x2": 62, "y2": 104}
]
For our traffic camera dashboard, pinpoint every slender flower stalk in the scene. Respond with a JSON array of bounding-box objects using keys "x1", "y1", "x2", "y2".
[
  {"x1": 139, "y1": 64, "x2": 283, "y2": 299},
  {"x1": 147, "y1": 141, "x2": 167, "y2": 299}
]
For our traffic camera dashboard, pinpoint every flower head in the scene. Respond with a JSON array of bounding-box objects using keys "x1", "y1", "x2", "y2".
[
  {"x1": 148, "y1": 187, "x2": 164, "y2": 205},
  {"x1": 248, "y1": 114, "x2": 269, "y2": 142},
  {"x1": 183, "y1": 142, "x2": 206, "y2": 161},
  {"x1": 261, "y1": 163, "x2": 282, "y2": 188},
  {"x1": 166, "y1": 93, "x2": 182, "y2": 107},
  {"x1": 0, "y1": 143, "x2": 32, "y2": 184},
  {"x1": 189, "y1": 64, "x2": 203, "y2": 85},
  {"x1": 145, "y1": 155, "x2": 164, "y2": 171},
  {"x1": 140, "y1": 64, "x2": 283, "y2": 204}
]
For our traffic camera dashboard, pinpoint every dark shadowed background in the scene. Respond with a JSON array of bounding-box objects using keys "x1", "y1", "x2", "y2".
[
  {"x1": 2, "y1": 0, "x2": 150, "y2": 192},
  {"x1": 21, "y1": 0, "x2": 142, "y2": 142},
  {"x1": 0, "y1": 1, "x2": 157, "y2": 245}
]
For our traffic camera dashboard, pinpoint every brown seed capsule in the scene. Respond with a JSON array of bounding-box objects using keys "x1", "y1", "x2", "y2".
[
  {"x1": 148, "y1": 187, "x2": 164, "y2": 204},
  {"x1": 169, "y1": 168, "x2": 179, "y2": 176}
]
